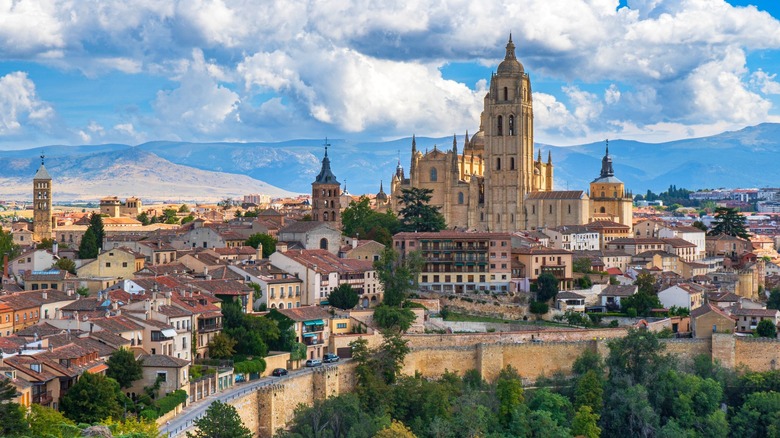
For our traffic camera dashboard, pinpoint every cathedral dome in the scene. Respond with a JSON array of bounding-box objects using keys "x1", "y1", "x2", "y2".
[
  {"x1": 497, "y1": 34, "x2": 524, "y2": 76},
  {"x1": 469, "y1": 130, "x2": 485, "y2": 150}
]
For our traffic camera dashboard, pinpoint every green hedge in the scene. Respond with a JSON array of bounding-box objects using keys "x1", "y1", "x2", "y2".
[
  {"x1": 156, "y1": 389, "x2": 188, "y2": 417},
  {"x1": 234, "y1": 358, "x2": 266, "y2": 375}
]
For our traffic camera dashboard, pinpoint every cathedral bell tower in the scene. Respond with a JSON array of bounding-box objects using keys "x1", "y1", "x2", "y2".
[
  {"x1": 33, "y1": 154, "x2": 53, "y2": 242},
  {"x1": 482, "y1": 34, "x2": 536, "y2": 232},
  {"x1": 311, "y1": 140, "x2": 342, "y2": 227}
]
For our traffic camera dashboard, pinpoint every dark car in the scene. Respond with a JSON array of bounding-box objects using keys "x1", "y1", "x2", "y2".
[
  {"x1": 305, "y1": 359, "x2": 322, "y2": 367},
  {"x1": 271, "y1": 368, "x2": 288, "y2": 376},
  {"x1": 323, "y1": 353, "x2": 340, "y2": 363}
]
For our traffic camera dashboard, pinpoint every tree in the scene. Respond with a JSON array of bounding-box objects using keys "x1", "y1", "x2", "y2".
[
  {"x1": 731, "y1": 391, "x2": 780, "y2": 438},
  {"x1": 341, "y1": 196, "x2": 400, "y2": 246},
  {"x1": 89, "y1": 212, "x2": 105, "y2": 247},
  {"x1": 397, "y1": 187, "x2": 446, "y2": 232},
  {"x1": 161, "y1": 208, "x2": 179, "y2": 224},
  {"x1": 0, "y1": 377, "x2": 27, "y2": 437},
  {"x1": 375, "y1": 248, "x2": 423, "y2": 307},
  {"x1": 621, "y1": 291, "x2": 662, "y2": 317},
  {"x1": 375, "y1": 420, "x2": 416, "y2": 438},
  {"x1": 136, "y1": 212, "x2": 150, "y2": 225},
  {"x1": 181, "y1": 214, "x2": 195, "y2": 225},
  {"x1": 375, "y1": 331, "x2": 410, "y2": 384},
  {"x1": 106, "y1": 348, "x2": 143, "y2": 389},
  {"x1": 574, "y1": 370, "x2": 604, "y2": 414},
  {"x1": 529, "y1": 300, "x2": 549, "y2": 316},
  {"x1": 219, "y1": 198, "x2": 233, "y2": 211},
  {"x1": 634, "y1": 272, "x2": 657, "y2": 295},
  {"x1": 26, "y1": 404, "x2": 78, "y2": 438},
  {"x1": 178, "y1": 204, "x2": 189, "y2": 213},
  {"x1": 373, "y1": 304, "x2": 416, "y2": 332},
  {"x1": 606, "y1": 328, "x2": 667, "y2": 385},
  {"x1": 37, "y1": 238, "x2": 54, "y2": 249},
  {"x1": 102, "y1": 416, "x2": 163, "y2": 437},
  {"x1": 708, "y1": 207, "x2": 750, "y2": 239},
  {"x1": 756, "y1": 319, "x2": 777, "y2": 338},
  {"x1": 768, "y1": 288, "x2": 780, "y2": 310},
  {"x1": 573, "y1": 257, "x2": 592, "y2": 273},
  {"x1": 496, "y1": 365, "x2": 524, "y2": 427},
  {"x1": 60, "y1": 372, "x2": 126, "y2": 423},
  {"x1": 207, "y1": 332, "x2": 237, "y2": 358},
  {"x1": 328, "y1": 283, "x2": 359, "y2": 310},
  {"x1": 0, "y1": 229, "x2": 21, "y2": 262},
  {"x1": 54, "y1": 257, "x2": 77, "y2": 274},
  {"x1": 245, "y1": 233, "x2": 276, "y2": 258},
  {"x1": 187, "y1": 400, "x2": 252, "y2": 438},
  {"x1": 692, "y1": 220, "x2": 707, "y2": 232},
  {"x1": 78, "y1": 227, "x2": 99, "y2": 259},
  {"x1": 571, "y1": 405, "x2": 601, "y2": 438},
  {"x1": 535, "y1": 272, "x2": 559, "y2": 302}
]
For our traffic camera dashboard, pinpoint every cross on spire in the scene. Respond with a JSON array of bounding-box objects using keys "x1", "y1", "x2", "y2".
[{"x1": 40, "y1": 153, "x2": 45, "y2": 166}]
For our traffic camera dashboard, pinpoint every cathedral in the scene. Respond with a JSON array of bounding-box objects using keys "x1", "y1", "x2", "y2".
[{"x1": 385, "y1": 35, "x2": 633, "y2": 231}]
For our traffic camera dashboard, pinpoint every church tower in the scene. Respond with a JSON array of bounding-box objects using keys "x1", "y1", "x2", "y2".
[
  {"x1": 311, "y1": 141, "x2": 342, "y2": 227},
  {"x1": 32, "y1": 154, "x2": 53, "y2": 242},
  {"x1": 589, "y1": 141, "x2": 633, "y2": 229},
  {"x1": 482, "y1": 34, "x2": 539, "y2": 232}
]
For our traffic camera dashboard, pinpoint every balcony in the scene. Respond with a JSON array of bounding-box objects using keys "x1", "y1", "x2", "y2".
[
  {"x1": 33, "y1": 390, "x2": 53, "y2": 406},
  {"x1": 303, "y1": 334, "x2": 322, "y2": 345},
  {"x1": 198, "y1": 322, "x2": 222, "y2": 333}
]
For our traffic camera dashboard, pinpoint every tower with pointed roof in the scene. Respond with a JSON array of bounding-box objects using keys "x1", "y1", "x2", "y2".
[
  {"x1": 33, "y1": 154, "x2": 53, "y2": 242},
  {"x1": 311, "y1": 141, "x2": 342, "y2": 227},
  {"x1": 589, "y1": 140, "x2": 633, "y2": 228}
]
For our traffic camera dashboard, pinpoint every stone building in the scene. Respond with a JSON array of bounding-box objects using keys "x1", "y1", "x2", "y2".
[
  {"x1": 311, "y1": 145, "x2": 342, "y2": 227},
  {"x1": 387, "y1": 36, "x2": 633, "y2": 232},
  {"x1": 32, "y1": 156, "x2": 53, "y2": 243}
]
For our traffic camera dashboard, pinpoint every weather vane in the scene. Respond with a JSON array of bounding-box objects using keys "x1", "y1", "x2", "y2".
[{"x1": 40, "y1": 153, "x2": 45, "y2": 166}]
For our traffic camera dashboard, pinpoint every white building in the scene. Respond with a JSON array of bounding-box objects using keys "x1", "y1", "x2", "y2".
[
  {"x1": 543, "y1": 226, "x2": 600, "y2": 251},
  {"x1": 659, "y1": 225, "x2": 706, "y2": 261}
]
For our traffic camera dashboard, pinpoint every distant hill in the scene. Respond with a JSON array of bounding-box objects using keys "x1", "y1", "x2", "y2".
[{"x1": 2, "y1": 123, "x2": 779, "y2": 200}]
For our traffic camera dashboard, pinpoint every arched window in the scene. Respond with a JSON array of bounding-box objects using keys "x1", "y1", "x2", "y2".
[
  {"x1": 568, "y1": 205, "x2": 571, "y2": 214},
  {"x1": 549, "y1": 205, "x2": 553, "y2": 214},
  {"x1": 270, "y1": 303, "x2": 276, "y2": 309},
  {"x1": 601, "y1": 191, "x2": 605, "y2": 197},
  {"x1": 600, "y1": 207, "x2": 606, "y2": 213},
  {"x1": 430, "y1": 167, "x2": 438, "y2": 182},
  {"x1": 510, "y1": 157, "x2": 515, "y2": 170},
  {"x1": 497, "y1": 116, "x2": 503, "y2": 135},
  {"x1": 320, "y1": 238, "x2": 328, "y2": 249},
  {"x1": 323, "y1": 211, "x2": 329, "y2": 221},
  {"x1": 458, "y1": 192, "x2": 464, "y2": 204},
  {"x1": 504, "y1": 87, "x2": 508, "y2": 101},
  {"x1": 496, "y1": 158, "x2": 501, "y2": 170},
  {"x1": 532, "y1": 205, "x2": 536, "y2": 214},
  {"x1": 508, "y1": 115, "x2": 515, "y2": 136}
]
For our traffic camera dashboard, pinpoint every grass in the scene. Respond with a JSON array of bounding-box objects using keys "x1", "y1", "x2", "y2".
[{"x1": 443, "y1": 311, "x2": 568, "y2": 327}]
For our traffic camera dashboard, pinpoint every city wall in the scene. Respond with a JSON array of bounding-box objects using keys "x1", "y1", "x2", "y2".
[{"x1": 229, "y1": 332, "x2": 779, "y2": 437}]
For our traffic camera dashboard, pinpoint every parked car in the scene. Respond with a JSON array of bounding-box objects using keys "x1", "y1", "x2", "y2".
[
  {"x1": 323, "y1": 353, "x2": 340, "y2": 363},
  {"x1": 305, "y1": 359, "x2": 322, "y2": 367},
  {"x1": 271, "y1": 368, "x2": 288, "y2": 376}
]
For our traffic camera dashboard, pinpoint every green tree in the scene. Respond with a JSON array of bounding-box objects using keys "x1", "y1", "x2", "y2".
[
  {"x1": 606, "y1": 328, "x2": 667, "y2": 385},
  {"x1": 756, "y1": 319, "x2": 777, "y2": 338},
  {"x1": 178, "y1": 204, "x2": 189, "y2": 213},
  {"x1": 373, "y1": 304, "x2": 416, "y2": 332},
  {"x1": 78, "y1": 227, "x2": 99, "y2": 259},
  {"x1": 571, "y1": 405, "x2": 601, "y2": 438},
  {"x1": 600, "y1": 382, "x2": 659, "y2": 438},
  {"x1": 89, "y1": 212, "x2": 105, "y2": 247},
  {"x1": 0, "y1": 377, "x2": 27, "y2": 437},
  {"x1": 634, "y1": 272, "x2": 657, "y2": 295},
  {"x1": 54, "y1": 257, "x2": 77, "y2": 274},
  {"x1": 572, "y1": 349, "x2": 604, "y2": 376},
  {"x1": 245, "y1": 233, "x2": 276, "y2": 258},
  {"x1": 574, "y1": 370, "x2": 604, "y2": 414},
  {"x1": 731, "y1": 391, "x2": 780, "y2": 438},
  {"x1": 535, "y1": 272, "x2": 559, "y2": 302},
  {"x1": 529, "y1": 300, "x2": 549, "y2": 316},
  {"x1": 0, "y1": 229, "x2": 21, "y2": 262},
  {"x1": 573, "y1": 257, "x2": 592, "y2": 273},
  {"x1": 341, "y1": 196, "x2": 400, "y2": 246},
  {"x1": 106, "y1": 348, "x2": 143, "y2": 389},
  {"x1": 375, "y1": 331, "x2": 410, "y2": 384},
  {"x1": 136, "y1": 212, "x2": 150, "y2": 225},
  {"x1": 60, "y1": 372, "x2": 126, "y2": 423},
  {"x1": 768, "y1": 288, "x2": 780, "y2": 310},
  {"x1": 708, "y1": 207, "x2": 750, "y2": 239},
  {"x1": 26, "y1": 404, "x2": 78, "y2": 438},
  {"x1": 621, "y1": 290, "x2": 662, "y2": 317},
  {"x1": 161, "y1": 208, "x2": 179, "y2": 224},
  {"x1": 181, "y1": 214, "x2": 195, "y2": 225},
  {"x1": 397, "y1": 187, "x2": 446, "y2": 232},
  {"x1": 207, "y1": 332, "x2": 237, "y2": 358},
  {"x1": 528, "y1": 388, "x2": 573, "y2": 427},
  {"x1": 222, "y1": 299, "x2": 279, "y2": 356},
  {"x1": 328, "y1": 283, "x2": 359, "y2": 310},
  {"x1": 37, "y1": 237, "x2": 54, "y2": 249},
  {"x1": 187, "y1": 400, "x2": 252, "y2": 438},
  {"x1": 495, "y1": 365, "x2": 524, "y2": 427},
  {"x1": 375, "y1": 248, "x2": 423, "y2": 307}
]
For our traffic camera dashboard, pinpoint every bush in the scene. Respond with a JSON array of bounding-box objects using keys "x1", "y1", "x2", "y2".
[
  {"x1": 156, "y1": 389, "x2": 188, "y2": 417},
  {"x1": 609, "y1": 320, "x2": 619, "y2": 328},
  {"x1": 234, "y1": 358, "x2": 266, "y2": 375},
  {"x1": 140, "y1": 409, "x2": 158, "y2": 421},
  {"x1": 529, "y1": 301, "x2": 549, "y2": 315},
  {"x1": 626, "y1": 308, "x2": 638, "y2": 318}
]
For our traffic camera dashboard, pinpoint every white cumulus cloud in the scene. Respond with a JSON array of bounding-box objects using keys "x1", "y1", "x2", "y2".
[{"x1": 0, "y1": 72, "x2": 54, "y2": 135}]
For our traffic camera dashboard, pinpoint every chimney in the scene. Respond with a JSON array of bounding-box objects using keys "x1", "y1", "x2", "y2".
[
  {"x1": 352, "y1": 238, "x2": 358, "y2": 249},
  {"x1": 41, "y1": 291, "x2": 47, "y2": 300},
  {"x1": 112, "y1": 300, "x2": 118, "y2": 311},
  {"x1": 256, "y1": 244, "x2": 263, "y2": 260},
  {"x1": 204, "y1": 267, "x2": 208, "y2": 276}
]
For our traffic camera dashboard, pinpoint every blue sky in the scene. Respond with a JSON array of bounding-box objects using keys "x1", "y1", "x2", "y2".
[{"x1": 1, "y1": 0, "x2": 779, "y2": 149}]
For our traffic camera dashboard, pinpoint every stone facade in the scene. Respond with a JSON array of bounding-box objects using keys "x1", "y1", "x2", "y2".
[{"x1": 32, "y1": 157, "x2": 53, "y2": 243}]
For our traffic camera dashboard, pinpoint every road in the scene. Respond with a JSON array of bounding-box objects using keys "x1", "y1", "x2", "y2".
[{"x1": 160, "y1": 362, "x2": 344, "y2": 437}]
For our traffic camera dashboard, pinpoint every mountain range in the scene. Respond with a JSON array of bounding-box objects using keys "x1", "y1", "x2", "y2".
[{"x1": 2, "y1": 123, "x2": 779, "y2": 202}]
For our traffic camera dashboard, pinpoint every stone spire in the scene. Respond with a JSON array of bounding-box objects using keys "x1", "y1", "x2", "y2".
[
  {"x1": 600, "y1": 139, "x2": 614, "y2": 178},
  {"x1": 313, "y1": 139, "x2": 339, "y2": 184},
  {"x1": 537, "y1": 149, "x2": 542, "y2": 163},
  {"x1": 547, "y1": 150, "x2": 552, "y2": 165},
  {"x1": 505, "y1": 33, "x2": 516, "y2": 60}
]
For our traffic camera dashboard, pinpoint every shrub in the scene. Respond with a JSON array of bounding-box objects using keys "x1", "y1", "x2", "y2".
[
  {"x1": 626, "y1": 308, "x2": 638, "y2": 318},
  {"x1": 609, "y1": 320, "x2": 619, "y2": 328},
  {"x1": 234, "y1": 358, "x2": 266, "y2": 375},
  {"x1": 156, "y1": 389, "x2": 188, "y2": 417}
]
